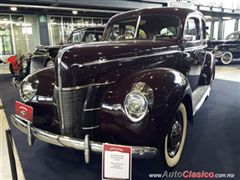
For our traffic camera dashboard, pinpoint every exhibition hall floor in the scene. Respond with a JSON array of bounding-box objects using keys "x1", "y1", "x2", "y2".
[{"x1": 0, "y1": 64, "x2": 240, "y2": 179}]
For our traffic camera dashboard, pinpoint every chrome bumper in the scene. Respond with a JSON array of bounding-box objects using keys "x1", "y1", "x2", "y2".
[{"x1": 11, "y1": 115, "x2": 158, "y2": 163}]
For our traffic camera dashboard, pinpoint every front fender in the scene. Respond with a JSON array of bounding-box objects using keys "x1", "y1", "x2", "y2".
[
  {"x1": 27, "y1": 67, "x2": 55, "y2": 97},
  {"x1": 100, "y1": 68, "x2": 191, "y2": 146}
]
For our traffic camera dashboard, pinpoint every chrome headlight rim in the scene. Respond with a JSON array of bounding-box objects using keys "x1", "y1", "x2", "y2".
[
  {"x1": 22, "y1": 60, "x2": 28, "y2": 69},
  {"x1": 19, "y1": 78, "x2": 37, "y2": 102},
  {"x1": 124, "y1": 90, "x2": 148, "y2": 123}
]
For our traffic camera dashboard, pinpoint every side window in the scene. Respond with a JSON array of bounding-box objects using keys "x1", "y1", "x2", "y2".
[
  {"x1": 108, "y1": 23, "x2": 136, "y2": 41},
  {"x1": 184, "y1": 18, "x2": 200, "y2": 41}
]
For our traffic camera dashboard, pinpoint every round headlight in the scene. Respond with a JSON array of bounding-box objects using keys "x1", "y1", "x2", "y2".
[
  {"x1": 22, "y1": 60, "x2": 28, "y2": 69},
  {"x1": 214, "y1": 45, "x2": 218, "y2": 51},
  {"x1": 124, "y1": 91, "x2": 148, "y2": 122},
  {"x1": 20, "y1": 80, "x2": 37, "y2": 102}
]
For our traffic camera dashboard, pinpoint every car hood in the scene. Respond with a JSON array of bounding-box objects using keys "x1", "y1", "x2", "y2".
[{"x1": 57, "y1": 40, "x2": 178, "y2": 87}]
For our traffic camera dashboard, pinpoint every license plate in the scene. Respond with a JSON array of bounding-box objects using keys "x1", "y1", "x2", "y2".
[{"x1": 15, "y1": 101, "x2": 33, "y2": 122}]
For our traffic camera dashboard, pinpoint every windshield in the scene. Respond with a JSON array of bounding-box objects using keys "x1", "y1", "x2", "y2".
[
  {"x1": 105, "y1": 14, "x2": 179, "y2": 41},
  {"x1": 226, "y1": 33, "x2": 239, "y2": 40},
  {"x1": 68, "y1": 29, "x2": 103, "y2": 44}
]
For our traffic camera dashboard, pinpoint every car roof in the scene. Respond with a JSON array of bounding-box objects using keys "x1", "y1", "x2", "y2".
[{"x1": 108, "y1": 7, "x2": 202, "y2": 23}]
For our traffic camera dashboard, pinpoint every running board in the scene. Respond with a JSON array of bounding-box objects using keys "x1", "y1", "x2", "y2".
[{"x1": 192, "y1": 85, "x2": 211, "y2": 115}]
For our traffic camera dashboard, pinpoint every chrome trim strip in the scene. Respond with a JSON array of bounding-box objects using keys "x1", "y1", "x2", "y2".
[
  {"x1": 10, "y1": 115, "x2": 158, "y2": 159},
  {"x1": 83, "y1": 108, "x2": 101, "y2": 112},
  {"x1": 70, "y1": 48, "x2": 179, "y2": 68},
  {"x1": 184, "y1": 44, "x2": 208, "y2": 52},
  {"x1": 82, "y1": 125, "x2": 100, "y2": 130},
  {"x1": 101, "y1": 103, "x2": 125, "y2": 113},
  {"x1": 57, "y1": 81, "x2": 115, "y2": 91}
]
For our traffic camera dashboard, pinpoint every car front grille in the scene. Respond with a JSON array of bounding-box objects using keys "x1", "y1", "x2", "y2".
[{"x1": 53, "y1": 85, "x2": 104, "y2": 139}]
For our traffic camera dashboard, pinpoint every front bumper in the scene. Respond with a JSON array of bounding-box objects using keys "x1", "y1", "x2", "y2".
[{"x1": 11, "y1": 114, "x2": 158, "y2": 163}]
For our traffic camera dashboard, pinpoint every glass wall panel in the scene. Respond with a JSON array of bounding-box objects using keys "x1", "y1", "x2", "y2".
[
  {"x1": 223, "y1": 19, "x2": 235, "y2": 39},
  {"x1": 24, "y1": 15, "x2": 40, "y2": 52},
  {"x1": 63, "y1": 17, "x2": 73, "y2": 44},
  {"x1": 49, "y1": 16, "x2": 108, "y2": 45},
  {"x1": 11, "y1": 15, "x2": 28, "y2": 55},
  {"x1": 0, "y1": 15, "x2": 13, "y2": 56},
  {"x1": 206, "y1": 21, "x2": 211, "y2": 39},
  {"x1": 50, "y1": 17, "x2": 62, "y2": 45},
  {"x1": 83, "y1": 18, "x2": 93, "y2": 26},
  {"x1": 73, "y1": 18, "x2": 84, "y2": 29},
  {"x1": 93, "y1": 19, "x2": 102, "y2": 26},
  {"x1": 213, "y1": 21, "x2": 219, "y2": 40}
]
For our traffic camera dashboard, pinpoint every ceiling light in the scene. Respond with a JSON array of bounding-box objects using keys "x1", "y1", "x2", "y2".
[
  {"x1": 72, "y1": 10, "x2": 78, "y2": 15},
  {"x1": 204, "y1": 16, "x2": 212, "y2": 19},
  {"x1": 10, "y1": 7, "x2": 17, "y2": 11},
  {"x1": 222, "y1": 16, "x2": 232, "y2": 20}
]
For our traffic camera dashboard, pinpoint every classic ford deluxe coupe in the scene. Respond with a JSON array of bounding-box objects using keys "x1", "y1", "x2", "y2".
[{"x1": 11, "y1": 7, "x2": 214, "y2": 168}]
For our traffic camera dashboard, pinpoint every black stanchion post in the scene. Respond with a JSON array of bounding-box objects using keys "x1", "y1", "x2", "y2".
[{"x1": 5, "y1": 128, "x2": 18, "y2": 180}]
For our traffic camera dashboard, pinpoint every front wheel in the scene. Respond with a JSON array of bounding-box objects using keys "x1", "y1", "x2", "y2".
[{"x1": 163, "y1": 103, "x2": 187, "y2": 168}]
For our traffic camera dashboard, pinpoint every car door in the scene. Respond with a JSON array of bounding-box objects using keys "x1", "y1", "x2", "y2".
[{"x1": 181, "y1": 15, "x2": 206, "y2": 91}]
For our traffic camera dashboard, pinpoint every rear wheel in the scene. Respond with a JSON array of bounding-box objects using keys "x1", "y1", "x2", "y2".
[
  {"x1": 220, "y1": 52, "x2": 233, "y2": 65},
  {"x1": 163, "y1": 103, "x2": 187, "y2": 168}
]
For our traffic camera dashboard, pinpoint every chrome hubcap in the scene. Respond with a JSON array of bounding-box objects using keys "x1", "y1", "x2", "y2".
[
  {"x1": 168, "y1": 112, "x2": 183, "y2": 157},
  {"x1": 223, "y1": 54, "x2": 231, "y2": 63}
]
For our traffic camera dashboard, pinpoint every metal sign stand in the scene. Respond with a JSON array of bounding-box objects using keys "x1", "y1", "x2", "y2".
[{"x1": 5, "y1": 128, "x2": 18, "y2": 180}]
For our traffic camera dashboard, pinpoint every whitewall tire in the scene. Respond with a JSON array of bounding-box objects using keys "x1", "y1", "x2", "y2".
[{"x1": 164, "y1": 103, "x2": 187, "y2": 167}]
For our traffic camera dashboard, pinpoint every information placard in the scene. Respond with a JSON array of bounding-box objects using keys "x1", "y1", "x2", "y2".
[{"x1": 102, "y1": 143, "x2": 132, "y2": 180}]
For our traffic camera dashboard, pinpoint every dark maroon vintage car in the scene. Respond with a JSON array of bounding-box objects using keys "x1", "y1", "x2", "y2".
[{"x1": 11, "y1": 7, "x2": 215, "y2": 168}]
